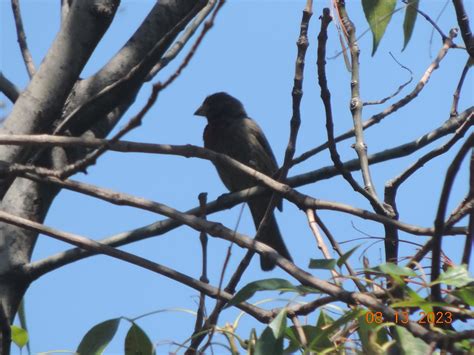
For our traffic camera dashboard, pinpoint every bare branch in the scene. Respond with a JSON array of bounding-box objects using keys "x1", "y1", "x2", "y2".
[
  {"x1": 0, "y1": 72, "x2": 20, "y2": 103},
  {"x1": 336, "y1": 2, "x2": 380, "y2": 204},
  {"x1": 431, "y1": 133, "x2": 474, "y2": 301},
  {"x1": 306, "y1": 208, "x2": 341, "y2": 283},
  {"x1": 316, "y1": 7, "x2": 386, "y2": 214},
  {"x1": 450, "y1": 57, "x2": 471, "y2": 117},
  {"x1": 11, "y1": 0, "x2": 36, "y2": 77},
  {"x1": 452, "y1": 0, "x2": 474, "y2": 58},
  {"x1": 0, "y1": 0, "x2": 120, "y2": 168},
  {"x1": 52, "y1": 0, "x2": 225, "y2": 179},
  {"x1": 147, "y1": 0, "x2": 217, "y2": 80},
  {"x1": 293, "y1": 33, "x2": 458, "y2": 167}
]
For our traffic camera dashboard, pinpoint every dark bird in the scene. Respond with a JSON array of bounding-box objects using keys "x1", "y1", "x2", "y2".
[{"x1": 195, "y1": 92, "x2": 292, "y2": 271}]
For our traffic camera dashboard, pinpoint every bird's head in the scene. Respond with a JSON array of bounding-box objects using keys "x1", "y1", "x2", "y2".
[{"x1": 194, "y1": 92, "x2": 247, "y2": 122}]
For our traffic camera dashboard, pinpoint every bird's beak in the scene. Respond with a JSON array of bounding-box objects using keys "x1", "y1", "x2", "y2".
[{"x1": 194, "y1": 104, "x2": 207, "y2": 117}]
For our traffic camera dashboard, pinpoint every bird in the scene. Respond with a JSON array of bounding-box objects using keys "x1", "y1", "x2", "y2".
[{"x1": 194, "y1": 92, "x2": 292, "y2": 271}]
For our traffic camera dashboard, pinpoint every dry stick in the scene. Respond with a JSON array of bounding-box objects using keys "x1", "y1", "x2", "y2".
[
  {"x1": 293, "y1": 34, "x2": 457, "y2": 167},
  {"x1": 313, "y1": 212, "x2": 366, "y2": 292},
  {"x1": 450, "y1": 57, "x2": 471, "y2": 117},
  {"x1": 306, "y1": 209, "x2": 341, "y2": 283},
  {"x1": 194, "y1": 193, "x2": 209, "y2": 333},
  {"x1": 452, "y1": 0, "x2": 474, "y2": 58},
  {"x1": 431, "y1": 134, "x2": 474, "y2": 301},
  {"x1": 11, "y1": 0, "x2": 35, "y2": 78},
  {"x1": 316, "y1": 7, "x2": 385, "y2": 215}
]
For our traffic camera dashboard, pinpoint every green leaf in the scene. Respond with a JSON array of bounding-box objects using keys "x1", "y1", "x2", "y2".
[
  {"x1": 432, "y1": 265, "x2": 474, "y2": 288},
  {"x1": 285, "y1": 325, "x2": 318, "y2": 353},
  {"x1": 225, "y1": 279, "x2": 297, "y2": 308},
  {"x1": 308, "y1": 309, "x2": 363, "y2": 351},
  {"x1": 378, "y1": 263, "x2": 417, "y2": 277},
  {"x1": 269, "y1": 308, "x2": 287, "y2": 339},
  {"x1": 125, "y1": 323, "x2": 155, "y2": 355},
  {"x1": 18, "y1": 298, "x2": 31, "y2": 355},
  {"x1": 337, "y1": 245, "x2": 360, "y2": 268},
  {"x1": 77, "y1": 318, "x2": 121, "y2": 355},
  {"x1": 255, "y1": 326, "x2": 284, "y2": 355},
  {"x1": 308, "y1": 259, "x2": 336, "y2": 270},
  {"x1": 362, "y1": 0, "x2": 396, "y2": 55},
  {"x1": 255, "y1": 310, "x2": 287, "y2": 355},
  {"x1": 452, "y1": 285, "x2": 474, "y2": 306},
  {"x1": 390, "y1": 287, "x2": 435, "y2": 313},
  {"x1": 402, "y1": 0, "x2": 419, "y2": 50},
  {"x1": 11, "y1": 325, "x2": 29, "y2": 348},
  {"x1": 392, "y1": 326, "x2": 430, "y2": 355},
  {"x1": 358, "y1": 311, "x2": 390, "y2": 353}
]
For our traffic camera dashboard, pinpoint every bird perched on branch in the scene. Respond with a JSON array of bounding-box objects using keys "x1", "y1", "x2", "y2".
[{"x1": 194, "y1": 92, "x2": 292, "y2": 271}]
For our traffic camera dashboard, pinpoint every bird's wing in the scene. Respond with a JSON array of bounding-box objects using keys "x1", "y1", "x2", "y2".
[
  {"x1": 243, "y1": 118, "x2": 283, "y2": 211},
  {"x1": 243, "y1": 118, "x2": 279, "y2": 173}
]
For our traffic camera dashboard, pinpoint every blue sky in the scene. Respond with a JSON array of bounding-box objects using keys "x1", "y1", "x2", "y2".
[{"x1": 1, "y1": 0, "x2": 473, "y2": 353}]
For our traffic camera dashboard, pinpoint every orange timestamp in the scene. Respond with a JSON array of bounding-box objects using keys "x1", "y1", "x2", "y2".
[{"x1": 364, "y1": 311, "x2": 453, "y2": 325}]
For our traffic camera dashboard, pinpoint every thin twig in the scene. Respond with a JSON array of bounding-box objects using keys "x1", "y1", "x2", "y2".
[
  {"x1": 289, "y1": 313, "x2": 308, "y2": 349},
  {"x1": 402, "y1": 0, "x2": 447, "y2": 40},
  {"x1": 11, "y1": 0, "x2": 36, "y2": 77},
  {"x1": 445, "y1": 195, "x2": 473, "y2": 227},
  {"x1": 293, "y1": 33, "x2": 458, "y2": 167},
  {"x1": 431, "y1": 133, "x2": 474, "y2": 301},
  {"x1": 313, "y1": 212, "x2": 366, "y2": 292},
  {"x1": 146, "y1": 0, "x2": 216, "y2": 80},
  {"x1": 194, "y1": 192, "x2": 209, "y2": 333},
  {"x1": 0, "y1": 209, "x2": 267, "y2": 320},
  {"x1": 450, "y1": 57, "x2": 471, "y2": 117},
  {"x1": 462, "y1": 148, "x2": 474, "y2": 266},
  {"x1": 45, "y1": 0, "x2": 225, "y2": 179},
  {"x1": 363, "y1": 53, "x2": 413, "y2": 106},
  {"x1": 306, "y1": 208, "x2": 341, "y2": 283},
  {"x1": 253, "y1": 0, "x2": 313, "y2": 252},
  {"x1": 316, "y1": 7, "x2": 386, "y2": 214},
  {"x1": 385, "y1": 113, "x2": 473, "y2": 211}
]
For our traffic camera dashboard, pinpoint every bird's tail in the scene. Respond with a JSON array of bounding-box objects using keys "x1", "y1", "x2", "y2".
[{"x1": 249, "y1": 199, "x2": 292, "y2": 271}]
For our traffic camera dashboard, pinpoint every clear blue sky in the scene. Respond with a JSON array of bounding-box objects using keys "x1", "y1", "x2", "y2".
[{"x1": 1, "y1": 0, "x2": 472, "y2": 353}]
